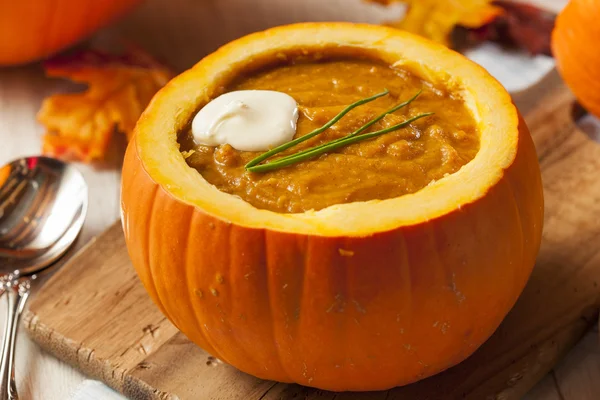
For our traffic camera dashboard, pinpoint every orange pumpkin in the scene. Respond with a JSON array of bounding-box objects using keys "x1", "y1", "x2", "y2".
[
  {"x1": 552, "y1": 0, "x2": 600, "y2": 117},
  {"x1": 121, "y1": 23, "x2": 544, "y2": 391},
  {"x1": 0, "y1": 0, "x2": 143, "y2": 66}
]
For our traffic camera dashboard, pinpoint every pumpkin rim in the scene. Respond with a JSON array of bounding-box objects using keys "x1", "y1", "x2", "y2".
[{"x1": 133, "y1": 22, "x2": 519, "y2": 236}]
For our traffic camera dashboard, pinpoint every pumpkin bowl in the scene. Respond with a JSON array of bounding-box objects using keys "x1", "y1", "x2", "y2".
[{"x1": 121, "y1": 23, "x2": 543, "y2": 391}]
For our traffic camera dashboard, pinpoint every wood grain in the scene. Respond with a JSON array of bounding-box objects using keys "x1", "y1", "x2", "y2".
[{"x1": 20, "y1": 82, "x2": 600, "y2": 400}]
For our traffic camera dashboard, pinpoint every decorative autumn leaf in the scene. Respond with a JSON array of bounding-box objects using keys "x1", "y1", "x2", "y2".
[
  {"x1": 369, "y1": 0, "x2": 503, "y2": 46},
  {"x1": 459, "y1": 1, "x2": 556, "y2": 56},
  {"x1": 38, "y1": 47, "x2": 174, "y2": 162},
  {"x1": 369, "y1": 0, "x2": 555, "y2": 55}
]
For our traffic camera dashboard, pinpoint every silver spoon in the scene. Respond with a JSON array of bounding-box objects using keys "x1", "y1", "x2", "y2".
[{"x1": 0, "y1": 156, "x2": 88, "y2": 400}]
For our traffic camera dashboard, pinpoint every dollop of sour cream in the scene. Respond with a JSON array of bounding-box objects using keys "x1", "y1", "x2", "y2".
[{"x1": 191, "y1": 90, "x2": 299, "y2": 152}]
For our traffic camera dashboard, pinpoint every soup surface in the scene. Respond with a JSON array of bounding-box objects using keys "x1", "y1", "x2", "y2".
[{"x1": 179, "y1": 59, "x2": 480, "y2": 213}]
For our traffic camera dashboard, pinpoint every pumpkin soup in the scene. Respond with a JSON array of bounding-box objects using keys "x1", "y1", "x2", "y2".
[{"x1": 179, "y1": 58, "x2": 479, "y2": 213}]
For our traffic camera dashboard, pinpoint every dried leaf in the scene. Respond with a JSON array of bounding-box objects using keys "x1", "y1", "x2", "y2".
[
  {"x1": 38, "y1": 47, "x2": 174, "y2": 162},
  {"x1": 457, "y1": 1, "x2": 556, "y2": 56},
  {"x1": 369, "y1": 0, "x2": 503, "y2": 46}
]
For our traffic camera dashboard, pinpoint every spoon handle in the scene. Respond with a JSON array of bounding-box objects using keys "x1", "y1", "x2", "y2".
[
  {"x1": 0, "y1": 278, "x2": 30, "y2": 400},
  {"x1": 0, "y1": 274, "x2": 16, "y2": 400},
  {"x1": 0, "y1": 285, "x2": 13, "y2": 400}
]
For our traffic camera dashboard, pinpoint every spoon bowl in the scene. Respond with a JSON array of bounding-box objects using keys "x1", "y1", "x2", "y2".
[{"x1": 0, "y1": 156, "x2": 87, "y2": 275}]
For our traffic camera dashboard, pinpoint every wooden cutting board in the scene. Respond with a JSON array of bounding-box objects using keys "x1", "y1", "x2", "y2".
[{"x1": 22, "y1": 80, "x2": 600, "y2": 400}]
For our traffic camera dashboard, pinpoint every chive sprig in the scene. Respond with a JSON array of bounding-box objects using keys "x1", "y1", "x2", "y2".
[
  {"x1": 244, "y1": 90, "x2": 433, "y2": 173},
  {"x1": 244, "y1": 89, "x2": 390, "y2": 169}
]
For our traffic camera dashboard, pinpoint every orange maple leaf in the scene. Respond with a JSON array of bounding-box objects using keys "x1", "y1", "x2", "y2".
[
  {"x1": 38, "y1": 47, "x2": 174, "y2": 162},
  {"x1": 369, "y1": 0, "x2": 503, "y2": 46}
]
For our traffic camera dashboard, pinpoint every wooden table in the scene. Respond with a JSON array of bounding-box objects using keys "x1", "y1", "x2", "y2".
[{"x1": 1, "y1": 0, "x2": 598, "y2": 399}]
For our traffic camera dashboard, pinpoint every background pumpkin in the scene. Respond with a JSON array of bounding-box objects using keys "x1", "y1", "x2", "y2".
[
  {"x1": 552, "y1": 0, "x2": 600, "y2": 118},
  {"x1": 0, "y1": 0, "x2": 143, "y2": 66}
]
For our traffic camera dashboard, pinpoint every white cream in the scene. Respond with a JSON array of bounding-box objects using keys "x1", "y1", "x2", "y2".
[{"x1": 191, "y1": 90, "x2": 299, "y2": 151}]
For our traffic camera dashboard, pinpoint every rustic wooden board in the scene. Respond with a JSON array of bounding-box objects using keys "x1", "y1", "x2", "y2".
[{"x1": 20, "y1": 80, "x2": 600, "y2": 399}]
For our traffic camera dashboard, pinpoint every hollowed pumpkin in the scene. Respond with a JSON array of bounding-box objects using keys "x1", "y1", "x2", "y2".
[{"x1": 121, "y1": 23, "x2": 543, "y2": 391}]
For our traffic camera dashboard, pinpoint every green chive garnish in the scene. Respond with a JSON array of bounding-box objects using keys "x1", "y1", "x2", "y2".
[
  {"x1": 244, "y1": 90, "x2": 433, "y2": 173},
  {"x1": 246, "y1": 112, "x2": 433, "y2": 173},
  {"x1": 244, "y1": 89, "x2": 390, "y2": 168}
]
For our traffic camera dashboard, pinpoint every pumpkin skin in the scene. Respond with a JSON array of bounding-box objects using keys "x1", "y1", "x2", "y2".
[
  {"x1": 0, "y1": 0, "x2": 143, "y2": 65},
  {"x1": 121, "y1": 23, "x2": 544, "y2": 391},
  {"x1": 552, "y1": 0, "x2": 600, "y2": 118}
]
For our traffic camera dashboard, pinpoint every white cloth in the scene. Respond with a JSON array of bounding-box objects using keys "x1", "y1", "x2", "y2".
[{"x1": 70, "y1": 380, "x2": 125, "y2": 400}]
